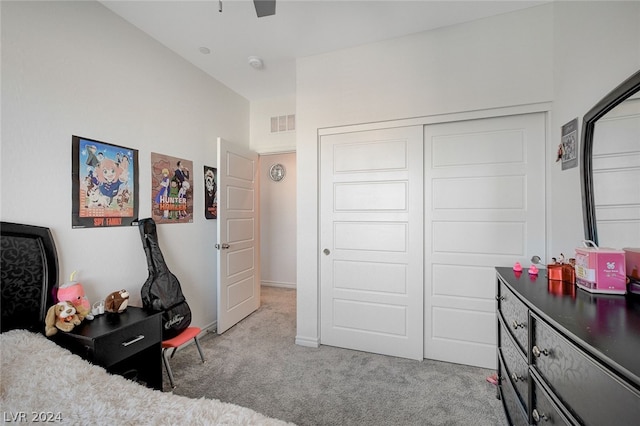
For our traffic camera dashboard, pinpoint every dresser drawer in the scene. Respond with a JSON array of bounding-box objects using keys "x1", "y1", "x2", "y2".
[
  {"x1": 498, "y1": 279, "x2": 529, "y2": 355},
  {"x1": 530, "y1": 371, "x2": 574, "y2": 425},
  {"x1": 93, "y1": 314, "x2": 161, "y2": 367},
  {"x1": 498, "y1": 317, "x2": 529, "y2": 413},
  {"x1": 531, "y1": 313, "x2": 640, "y2": 425},
  {"x1": 498, "y1": 356, "x2": 529, "y2": 426}
]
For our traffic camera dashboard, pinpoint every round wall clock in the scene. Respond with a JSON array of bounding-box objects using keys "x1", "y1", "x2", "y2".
[{"x1": 269, "y1": 163, "x2": 286, "y2": 182}]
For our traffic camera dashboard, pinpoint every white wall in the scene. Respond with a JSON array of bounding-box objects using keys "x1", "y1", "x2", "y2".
[
  {"x1": 549, "y1": 1, "x2": 640, "y2": 255},
  {"x1": 250, "y1": 95, "x2": 296, "y2": 154},
  {"x1": 1, "y1": 1, "x2": 250, "y2": 330},
  {"x1": 259, "y1": 152, "x2": 297, "y2": 288},
  {"x1": 251, "y1": 96, "x2": 298, "y2": 290},
  {"x1": 296, "y1": 2, "x2": 640, "y2": 346}
]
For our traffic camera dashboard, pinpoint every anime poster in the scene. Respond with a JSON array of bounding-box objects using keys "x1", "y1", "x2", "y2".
[
  {"x1": 204, "y1": 166, "x2": 217, "y2": 219},
  {"x1": 72, "y1": 135, "x2": 138, "y2": 229},
  {"x1": 151, "y1": 152, "x2": 193, "y2": 224}
]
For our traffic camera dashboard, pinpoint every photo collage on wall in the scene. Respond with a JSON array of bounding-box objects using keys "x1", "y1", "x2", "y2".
[{"x1": 151, "y1": 152, "x2": 193, "y2": 224}]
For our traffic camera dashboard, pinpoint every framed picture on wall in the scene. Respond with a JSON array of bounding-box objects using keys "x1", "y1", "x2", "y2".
[
  {"x1": 151, "y1": 152, "x2": 193, "y2": 224},
  {"x1": 204, "y1": 165, "x2": 217, "y2": 219},
  {"x1": 560, "y1": 118, "x2": 579, "y2": 170},
  {"x1": 72, "y1": 135, "x2": 139, "y2": 228}
]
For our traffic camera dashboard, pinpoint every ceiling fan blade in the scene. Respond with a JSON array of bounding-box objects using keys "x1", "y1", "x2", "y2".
[{"x1": 253, "y1": 0, "x2": 276, "y2": 18}]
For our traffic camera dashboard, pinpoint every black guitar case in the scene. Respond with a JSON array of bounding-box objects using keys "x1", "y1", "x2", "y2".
[{"x1": 138, "y1": 218, "x2": 191, "y2": 339}]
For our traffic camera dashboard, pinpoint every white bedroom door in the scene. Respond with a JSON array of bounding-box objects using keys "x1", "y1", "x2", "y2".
[
  {"x1": 423, "y1": 113, "x2": 546, "y2": 368},
  {"x1": 216, "y1": 137, "x2": 260, "y2": 334},
  {"x1": 320, "y1": 126, "x2": 424, "y2": 360}
]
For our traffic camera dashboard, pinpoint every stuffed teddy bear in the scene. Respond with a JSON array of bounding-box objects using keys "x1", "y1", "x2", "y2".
[
  {"x1": 57, "y1": 281, "x2": 94, "y2": 321},
  {"x1": 105, "y1": 289, "x2": 129, "y2": 313},
  {"x1": 45, "y1": 301, "x2": 82, "y2": 337}
]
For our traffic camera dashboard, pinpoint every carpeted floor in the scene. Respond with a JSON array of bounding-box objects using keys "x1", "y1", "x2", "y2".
[{"x1": 164, "y1": 286, "x2": 507, "y2": 426}]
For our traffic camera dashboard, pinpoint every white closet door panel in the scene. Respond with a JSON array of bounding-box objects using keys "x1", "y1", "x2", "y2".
[
  {"x1": 433, "y1": 176, "x2": 525, "y2": 209},
  {"x1": 333, "y1": 299, "x2": 407, "y2": 336},
  {"x1": 431, "y1": 129, "x2": 526, "y2": 167},
  {"x1": 334, "y1": 222, "x2": 407, "y2": 252},
  {"x1": 320, "y1": 126, "x2": 424, "y2": 360},
  {"x1": 424, "y1": 113, "x2": 546, "y2": 368},
  {"x1": 335, "y1": 181, "x2": 408, "y2": 211},
  {"x1": 333, "y1": 260, "x2": 407, "y2": 294},
  {"x1": 432, "y1": 307, "x2": 495, "y2": 344},
  {"x1": 432, "y1": 265, "x2": 496, "y2": 300},
  {"x1": 334, "y1": 139, "x2": 408, "y2": 172},
  {"x1": 433, "y1": 222, "x2": 525, "y2": 256}
]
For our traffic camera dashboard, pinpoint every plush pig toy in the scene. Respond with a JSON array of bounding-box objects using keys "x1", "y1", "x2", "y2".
[{"x1": 56, "y1": 271, "x2": 94, "y2": 321}]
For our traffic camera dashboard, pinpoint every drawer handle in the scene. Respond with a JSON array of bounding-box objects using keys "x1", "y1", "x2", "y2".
[
  {"x1": 532, "y1": 408, "x2": 548, "y2": 423},
  {"x1": 532, "y1": 345, "x2": 549, "y2": 357},
  {"x1": 510, "y1": 372, "x2": 525, "y2": 382},
  {"x1": 511, "y1": 320, "x2": 525, "y2": 330},
  {"x1": 122, "y1": 335, "x2": 145, "y2": 347}
]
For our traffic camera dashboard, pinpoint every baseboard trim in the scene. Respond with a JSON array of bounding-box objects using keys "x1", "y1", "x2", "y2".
[
  {"x1": 261, "y1": 280, "x2": 296, "y2": 289},
  {"x1": 202, "y1": 321, "x2": 217, "y2": 334},
  {"x1": 295, "y1": 335, "x2": 320, "y2": 348}
]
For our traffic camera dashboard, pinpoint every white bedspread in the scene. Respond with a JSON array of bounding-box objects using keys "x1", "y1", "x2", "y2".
[{"x1": 0, "y1": 330, "x2": 292, "y2": 425}]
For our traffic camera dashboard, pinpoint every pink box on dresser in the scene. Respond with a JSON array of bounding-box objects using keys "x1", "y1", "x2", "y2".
[
  {"x1": 575, "y1": 245, "x2": 626, "y2": 294},
  {"x1": 625, "y1": 248, "x2": 640, "y2": 282}
]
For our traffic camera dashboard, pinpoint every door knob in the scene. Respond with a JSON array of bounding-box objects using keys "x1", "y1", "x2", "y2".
[
  {"x1": 323, "y1": 248, "x2": 330, "y2": 255},
  {"x1": 215, "y1": 243, "x2": 230, "y2": 250}
]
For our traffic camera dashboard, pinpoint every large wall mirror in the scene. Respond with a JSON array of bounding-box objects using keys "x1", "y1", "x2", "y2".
[{"x1": 581, "y1": 69, "x2": 640, "y2": 248}]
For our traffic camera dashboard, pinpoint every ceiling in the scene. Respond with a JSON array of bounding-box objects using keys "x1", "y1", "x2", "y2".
[{"x1": 100, "y1": 0, "x2": 547, "y2": 101}]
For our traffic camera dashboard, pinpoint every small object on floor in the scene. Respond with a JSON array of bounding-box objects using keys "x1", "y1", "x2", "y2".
[
  {"x1": 528, "y1": 264, "x2": 539, "y2": 275},
  {"x1": 486, "y1": 373, "x2": 498, "y2": 385},
  {"x1": 513, "y1": 262, "x2": 522, "y2": 272}
]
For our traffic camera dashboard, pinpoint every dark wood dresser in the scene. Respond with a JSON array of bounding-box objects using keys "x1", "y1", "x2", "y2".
[
  {"x1": 52, "y1": 306, "x2": 162, "y2": 390},
  {"x1": 496, "y1": 267, "x2": 640, "y2": 425}
]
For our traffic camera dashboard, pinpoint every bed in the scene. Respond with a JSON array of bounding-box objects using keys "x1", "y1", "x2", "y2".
[{"x1": 0, "y1": 222, "x2": 291, "y2": 425}]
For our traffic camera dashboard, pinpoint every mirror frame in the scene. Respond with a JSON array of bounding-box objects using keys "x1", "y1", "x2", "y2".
[{"x1": 581, "y1": 69, "x2": 640, "y2": 245}]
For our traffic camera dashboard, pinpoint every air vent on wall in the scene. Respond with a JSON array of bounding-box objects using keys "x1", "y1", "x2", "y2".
[{"x1": 271, "y1": 114, "x2": 295, "y2": 133}]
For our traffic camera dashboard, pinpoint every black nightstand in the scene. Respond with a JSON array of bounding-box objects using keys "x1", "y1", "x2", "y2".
[{"x1": 52, "y1": 306, "x2": 162, "y2": 390}]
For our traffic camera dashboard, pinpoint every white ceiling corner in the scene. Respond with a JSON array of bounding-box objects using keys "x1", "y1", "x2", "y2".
[{"x1": 99, "y1": 0, "x2": 549, "y2": 101}]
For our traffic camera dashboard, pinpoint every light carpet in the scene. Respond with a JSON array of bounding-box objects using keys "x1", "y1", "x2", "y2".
[
  {"x1": 166, "y1": 287, "x2": 507, "y2": 426},
  {"x1": 0, "y1": 329, "x2": 292, "y2": 425}
]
